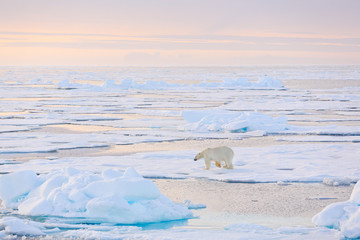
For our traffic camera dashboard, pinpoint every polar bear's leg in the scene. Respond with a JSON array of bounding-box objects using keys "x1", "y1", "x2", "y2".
[
  {"x1": 204, "y1": 158, "x2": 211, "y2": 170},
  {"x1": 215, "y1": 162, "x2": 222, "y2": 168},
  {"x1": 224, "y1": 157, "x2": 234, "y2": 169},
  {"x1": 226, "y1": 162, "x2": 234, "y2": 169}
]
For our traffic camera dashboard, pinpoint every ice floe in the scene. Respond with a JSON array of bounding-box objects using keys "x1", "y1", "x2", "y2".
[{"x1": 2, "y1": 144, "x2": 359, "y2": 184}]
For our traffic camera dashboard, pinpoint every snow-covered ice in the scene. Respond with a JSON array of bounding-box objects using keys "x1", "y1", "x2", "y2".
[
  {"x1": 1, "y1": 66, "x2": 360, "y2": 155},
  {"x1": 1, "y1": 143, "x2": 359, "y2": 183}
]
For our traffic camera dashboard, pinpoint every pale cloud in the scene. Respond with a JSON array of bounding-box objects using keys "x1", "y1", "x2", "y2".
[
  {"x1": 1, "y1": 31, "x2": 360, "y2": 65},
  {"x1": 309, "y1": 42, "x2": 360, "y2": 48},
  {"x1": 1, "y1": 0, "x2": 360, "y2": 65},
  {"x1": 2, "y1": 31, "x2": 359, "y2": 49}
]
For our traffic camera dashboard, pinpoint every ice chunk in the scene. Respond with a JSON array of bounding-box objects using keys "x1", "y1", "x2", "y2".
[
  {"x1": 0, "y1": 217, "x2": 45, "y2": 236},
  {"x1": 341, "y1": 208, "x2": 360, "y2": 239},
  {"x1": 0, "y1": 168, "x2": 192, "y2": 224},
  {"x1": 277, "y1": 181, "x2": 291, "y2": 186},
  {"x1": 312, "y1": 201, "x2": 354, "y2": 229},
  {"x1": 183, "y1": 200, "x2": 206, "y2": 209},
  {"x1": 57, "y1": 79, "x2": 81, "y2": 89},
  {"x1": 103, "y1": 79, "x2": 120, "y2": 89},
  {"x1": 57, "y1": 79, "x2": 101, "y2": 90},
  {"x1": 225, "y1": 77, "x2": 252, "y2": 88},
  {"x1": 0, "y1": 170, "x2": 41, "y2": 208},
  {"x1": 18, "y1": 198, "x2": 53, "y2": 216},
  {"x1": 313, "y1": 181, "x2": 360, "y2": 238},
  {"x1": 257, "y1": 76, "x2": 284, "y2": 88},
  {"x1": 350, "y1": 179, "x2": 360, "y2": 201},
  {"x1": 118, "y1": 78, "x2": 138, "y2": 89},
  {"x1": 181, "y1": 110, "x2": 289, "y2": 133},
  {"x1": 323, "y1": 177, "x2": 352, "y2": 186}
]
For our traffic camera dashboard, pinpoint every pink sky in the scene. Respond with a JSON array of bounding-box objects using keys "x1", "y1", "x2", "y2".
[{"x1": 1, "y1": 0, "x2": 360, "y2": 66}]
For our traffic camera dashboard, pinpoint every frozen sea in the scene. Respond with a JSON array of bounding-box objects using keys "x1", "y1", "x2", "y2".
[{"x1": 0, "y1": 65, "x2": 360, "y2": 239}]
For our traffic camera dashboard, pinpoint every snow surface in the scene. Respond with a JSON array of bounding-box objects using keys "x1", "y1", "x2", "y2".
[
  {"x1": 2, "y1": 144, "x2": 359, "y2": 184},
  {"x1": 313, "y1": 181, "x2": 360, "y2": 239}
]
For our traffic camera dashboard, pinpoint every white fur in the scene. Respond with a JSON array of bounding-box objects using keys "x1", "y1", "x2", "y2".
[{"x1": 194, "y1": 146, "x2": 234, "y2": 170}]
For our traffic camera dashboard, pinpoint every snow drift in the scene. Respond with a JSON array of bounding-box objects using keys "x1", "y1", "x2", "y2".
[
  {"x1": 0, "y1": 168, "x2": 192, "y2": 224},
  {"x1": 313, "y1": 180, "x2": 360, "y2": 239}
]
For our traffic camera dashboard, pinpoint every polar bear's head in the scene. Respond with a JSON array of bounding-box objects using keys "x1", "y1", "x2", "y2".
[{"x1": 194, "y1": 151, "x2": 204, "y2": 161}]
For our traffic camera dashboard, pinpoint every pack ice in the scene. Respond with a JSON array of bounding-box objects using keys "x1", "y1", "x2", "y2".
[
  {"x1": 58, "y1": 76, "x2": 284, "y2": 90},
  {"x1": 0, "y1": 168, "x2": 192, "y2": 224}
]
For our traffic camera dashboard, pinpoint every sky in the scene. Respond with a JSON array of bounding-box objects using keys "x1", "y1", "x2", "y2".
[{"x1": 1, "y1": 0, "x2": 360, "y2": 66}]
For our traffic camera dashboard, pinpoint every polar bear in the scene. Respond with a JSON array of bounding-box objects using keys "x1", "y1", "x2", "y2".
[{"x1": 194, "y1": 146, "x2": 234, "y2": 170}]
